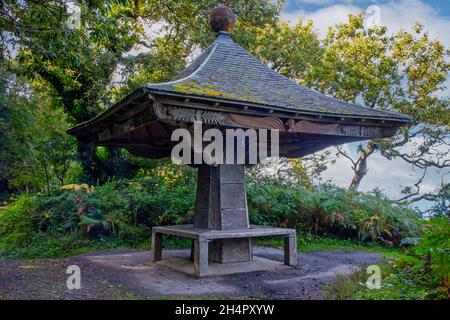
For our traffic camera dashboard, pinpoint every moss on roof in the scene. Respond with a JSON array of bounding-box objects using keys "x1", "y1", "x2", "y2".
[{"x1": 170, "y1": 80, "x2": 265, "y2": 105}]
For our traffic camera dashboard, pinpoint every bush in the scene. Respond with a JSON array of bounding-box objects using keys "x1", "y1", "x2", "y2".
[
  {"x1": 248, "y1": 183, "x2": 421, "y2": 244},
  {"x1": 391, "y1": 217, "x2": 449, "y2": 299},
  {"x1": 325, "y1": 217, "x2": 449, "y2": 300},
  {"x1": 0, "y1": 163, "x2": 196, "y2": 258},
  {"x1": 0, "y1": 195, "x2": 36, "y2": 250},
  {"x1": 0, "y1": 166, "x2": 422, "y2": 258}
]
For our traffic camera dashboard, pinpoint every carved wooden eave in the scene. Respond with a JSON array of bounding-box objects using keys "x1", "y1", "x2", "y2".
[
  {"x1": 65, "y1": 92, "x2": 401, "y2": 159},
  {"x1": 152, "y1": 100, "x2": 396, "y2": 138},
  {"x1": 73, "y1": 92, "x2": 396, "y2": 144},
  {"x1": 150, "y1": 90, "x2": 408, "y2": 126},
  {"x1": 68, "y1": 88, "x2": 407, "y2": 139}
]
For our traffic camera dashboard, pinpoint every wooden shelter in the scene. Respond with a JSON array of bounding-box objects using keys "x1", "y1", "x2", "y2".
[{"x1": 68, "y1": 6, "x2": 410, "y2": 277}]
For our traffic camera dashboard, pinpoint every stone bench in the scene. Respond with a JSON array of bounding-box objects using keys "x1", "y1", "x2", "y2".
[{"x1": 151, "y1": 224, "x2": 297, "y2": 277}]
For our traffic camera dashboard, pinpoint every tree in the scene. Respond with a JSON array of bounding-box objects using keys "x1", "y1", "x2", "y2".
[
  {"x1": 0, "y1": 74, "x2": 77, "y2": 194},
  {"x1": 0, "y1": 59, "x2": 12, "y2": 198},
  {"x1": 2, "y1": 0, "x2": 138, "y2": 183},
  {"x1": 254, "y1": 14, "x2": 449, "y2": 207},
  {"x1": 1, "y1": 0, "x2": 281, "y2": 183},
  {"x1": 246, "y1": 18, "x2": 322, "y2": 81},
  {"x1": 314, "y1": 17, "x2": 450, "y2": 205}
]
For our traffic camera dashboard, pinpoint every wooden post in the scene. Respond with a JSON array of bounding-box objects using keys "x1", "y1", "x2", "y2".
[
  {"x1": 151, "y1": 231, "x2": 163, "y2": 262},
  {"x1": 194, "y1": 238, "x2": 209, "y2": 277},
  {"x1": 189, "y1": 239, "x2": 195, "y2": 261},
  {"x1": 284, "y1": 234, "x2": 297, "y2": 266}
]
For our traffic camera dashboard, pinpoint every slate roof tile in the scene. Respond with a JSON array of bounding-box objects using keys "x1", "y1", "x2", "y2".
[{"x1": 146, "y1": 32, "x2": 410, "y2": 122}]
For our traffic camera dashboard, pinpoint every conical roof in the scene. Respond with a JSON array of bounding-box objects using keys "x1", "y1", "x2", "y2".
[
  {"x1": 67, "y1": 10, "x2": 411, "y2": 159},
  {"x1": 145, "y1": 31, "x2": 410, "y2": 123}
]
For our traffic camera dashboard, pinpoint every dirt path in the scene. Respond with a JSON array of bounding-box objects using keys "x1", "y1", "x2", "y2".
[{"x1": 0, "y1": 247, "x2": 383, "y2": 300}]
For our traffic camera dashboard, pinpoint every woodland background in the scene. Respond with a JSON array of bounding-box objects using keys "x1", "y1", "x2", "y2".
[{"x1": 0, "y1": 0, "x2": 448, "y2": 299}]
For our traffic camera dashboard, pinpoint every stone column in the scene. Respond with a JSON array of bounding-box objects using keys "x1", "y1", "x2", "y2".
[{"x1": 194, "y1": 164, "x2": 251, "y2": 263}]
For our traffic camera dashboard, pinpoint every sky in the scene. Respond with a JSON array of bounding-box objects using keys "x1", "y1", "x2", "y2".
[
  {"x1": 282, "y1": 0, "x2": 450, "y2": 48},
  {"x1": 284, "y1": 0, "x2": 450, "y2": 17},
  {"x1": 281, "y1": 0, "x2": 449, "y2": 211}
]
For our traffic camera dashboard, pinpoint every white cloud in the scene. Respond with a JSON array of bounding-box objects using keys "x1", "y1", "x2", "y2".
[
  {"x1": 290, "y1": 0, "x2": 336, "y2": 4},
  {"x1": 378, "y1": 0, "x2": 450, "y2": 46},
  {"x1": 282, "y1": 0, "x2": 450, "y2": 47},
  {"x1": 437, "y1": 78, "x2": 450, "y2": 99},
  {"x1": 282, "y1": 4, "x2": 361, "y2": 36}
]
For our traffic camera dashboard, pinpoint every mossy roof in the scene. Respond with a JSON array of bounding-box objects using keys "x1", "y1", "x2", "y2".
[
  {"x1": 144, "y1": 31, "x2": 411, "y2": 123},
  {"x1": 68, "y1": 31, "x2": 411, "y2": 137}
]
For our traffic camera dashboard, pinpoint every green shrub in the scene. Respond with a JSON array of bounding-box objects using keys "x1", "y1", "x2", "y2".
[
  {"x1": 247, "y1": 183, "x2": 421, "y2": 244},
  {"x1": 0, "y1": 195, "x2": 37, "y2": 249},
  {"x1": 324, "y1": 217, "x2": 449, "y2": 300},
  {"x1": 0, "y1": 167, "x2": 423, "y2": 258},
  {"x1": 401, "y1": 217, "x2": 449, "y2": 298},
  {"x1": 0, "y1": 164, "x2": 196, "y2": 257}
]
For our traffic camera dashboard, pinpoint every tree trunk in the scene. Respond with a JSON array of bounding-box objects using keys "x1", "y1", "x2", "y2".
[
  {"x1": 77, "y1": 141, "x2": 101, "y2": 185},
  {"x1": 40, "y1": 159, "x2": 50, "y2": 194},
  {"x1": 76, "y1": 142, "x2": 136, "y2": 185},
  {"x1": 349, "y1": 141, "x2": 376, "y2": 191}
]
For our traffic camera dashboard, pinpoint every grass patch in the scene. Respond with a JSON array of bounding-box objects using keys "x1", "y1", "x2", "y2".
[
  {"x1": 0, "y1": 235, "x2": 193, "y2": 259},
  {"x1": 323, "y1": 255, "x2": 448, "y2": 300},
  {"x1": 253, "y1": 235, "x2": 396, "y2": 254},
  {"x1": 322, "y1": 263, "x2": 391, "y2": 300}
]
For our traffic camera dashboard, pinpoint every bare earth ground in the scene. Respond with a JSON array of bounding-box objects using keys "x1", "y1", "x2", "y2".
[{"x1": 0, "y1": 247, "x2": 382, "y2": 300}]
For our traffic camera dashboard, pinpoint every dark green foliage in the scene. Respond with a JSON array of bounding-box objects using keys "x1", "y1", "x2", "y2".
[
  {"x1": 398, "y1": 217, "x2": 449, "y2": 298},
  {"x1": 248, "y1": 183, "x2": 421, "y2": 245},
  {"x1": 0, "y1": 169, "x2": 422, "y2": 258},
  {"x1": 0, "y1": 163, "x2": 196, "y2": 257},
  {"x1": 0, "y1": 86, "x2": 78, "y2": 194},
  {"x1": 0, "y1": 64, "x2": 11, "y2": 200},
  {"x1": 324, "y1": 217, "x2": 449, "y2": 300}
]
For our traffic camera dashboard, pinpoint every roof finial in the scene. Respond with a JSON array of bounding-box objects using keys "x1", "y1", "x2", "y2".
[{"x1": 208, "y1": 5, "x2": 236, "y2": 34}]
